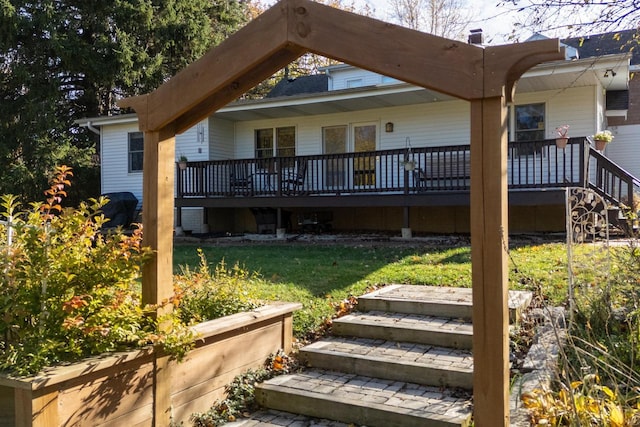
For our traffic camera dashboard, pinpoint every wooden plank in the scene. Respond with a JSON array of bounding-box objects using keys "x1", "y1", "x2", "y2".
[
  {"x1": 282, "y1": 314, "x2": 294, "y2": 352},
  {"x1": 57, "y1": 359, "x2": 153, "y2": 426},
  {"x1": 190, "y1": 302, "x2": 301, "y2": 338},
  {"x1": 24, "y1": 389, "x2": 58, "y2": 427},
  {"x1": 287, "y1": 0, "x2": 483, "y2": 101},
  {"x1": 484, "y1": 41, "x2": 564, "y2": 102},
  {"x1": 172, "y1": 46, "x2": 304, "y2": 134},
  {"x1": 171, "y1": 360, "x2": 263, "y2": 424},
  {"x1": 14, "y1": 388, "x2": 32, "y2": 427},
  {"x1": 154, "y1": 355, "x2": 172, "y2": 426},
  {"x1": 141, "y1": 129, "x2": 175, "y2": 314},
  {"x1": 140, "y1": 129, "x2": 176, "y2": 427},
  {"x1": 470, "y1": 97, "x2": 509, "y2": 426},
  {"x1": 171, "y1": 322, "x2": 284, "y2": 394},
  {"x1": 119, "y1": 0, "x2": 485, "y2": 133},
  {"x1": 0, "y1": 385, "x2": 14, "y2": 427}
]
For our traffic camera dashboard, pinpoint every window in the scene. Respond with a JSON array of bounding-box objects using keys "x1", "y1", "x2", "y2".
[
  {"x1": 514, "y1": 103, "x2": 545, "y2": 156},
  {"x1": 254, "y1": 126, "x2": 296, "y2": 169},
  {"x1": 255, "y1": 128, "x2": 273, "y2": 161},
  {"x1": 276, "y1": 127, "x2": 295, "y2": 158},
  {"x1": 128, "y1": 132, "x2": 143, "y2": 172}
]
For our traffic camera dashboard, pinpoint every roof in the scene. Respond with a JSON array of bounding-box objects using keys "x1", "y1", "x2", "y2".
[
  {"x1": 266, "y1": 74, "x2": 328, "y2": 98},
  {"x1": 562, "y1": 29, "x2": 639, "y2": 66}
]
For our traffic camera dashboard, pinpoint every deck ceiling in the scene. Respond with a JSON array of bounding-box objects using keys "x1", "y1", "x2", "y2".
[
  {"x1": 214, "y1": 55, "x2": 629, "y2": 122},
  {"x1": 214, "y1": 85, "x2": 450, "y2": 121}
]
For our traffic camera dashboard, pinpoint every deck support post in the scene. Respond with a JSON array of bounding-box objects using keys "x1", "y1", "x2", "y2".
[
  {"x1": 401, "y1": 206, "x2": 412, "y2": 239},
  {"x1": 470, "y1": 96, "x2": 509, "y2": 426},
  {"x1": 142, "y1": 128, "x2": 176, "y2": 426}
]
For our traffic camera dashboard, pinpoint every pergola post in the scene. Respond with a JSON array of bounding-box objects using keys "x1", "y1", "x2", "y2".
[
  {"x1": 470, "y1": 96, "x2": 510, "y2": 425},
  {"x1": 141, "y1": 128, "x2": 176, "y2": 426},
  {"x1": 116, "y1": 3, "x2": 564, "y2": 425}
]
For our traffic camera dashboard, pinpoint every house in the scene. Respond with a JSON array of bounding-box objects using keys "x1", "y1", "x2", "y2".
[{"x1": 77, "y1": 29, "x2": 639, "y2": 236}]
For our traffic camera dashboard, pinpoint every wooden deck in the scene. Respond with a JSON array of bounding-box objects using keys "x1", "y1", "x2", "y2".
[{"x1": 176, "y1": 137, "x2": 638, "y2": 210}]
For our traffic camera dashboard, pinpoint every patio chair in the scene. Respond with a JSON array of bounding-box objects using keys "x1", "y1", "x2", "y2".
[
  {"x1": 230, "y1": 163, "x2": 253, "y2": 196},
  {"x1": 413, "y1": 167, "x2": 428, "y2": 192},
  {"x1": 282, "y1": 160, "x2": 308, "y2": 195}
]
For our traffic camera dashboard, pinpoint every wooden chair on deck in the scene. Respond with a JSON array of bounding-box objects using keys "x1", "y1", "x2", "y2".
[
  {"x1": 282, "y1": 160, "x2": 308, "y2": 195},
  {"x1": 230, "y1": 163, "x2": 253, "y2": 196}
]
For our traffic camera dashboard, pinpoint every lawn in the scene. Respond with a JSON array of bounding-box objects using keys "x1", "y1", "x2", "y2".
[{"x1": 173, "y1": 240, "x2": 570, "y2": 337}]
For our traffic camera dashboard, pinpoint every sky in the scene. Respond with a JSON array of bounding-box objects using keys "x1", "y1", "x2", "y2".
[{"x1": 356, "y1": 0, "x2": 527, "y2": 44}]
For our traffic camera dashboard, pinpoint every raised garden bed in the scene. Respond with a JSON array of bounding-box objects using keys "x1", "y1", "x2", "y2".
[{"x1": 0, "y1": 302, "x2": 300, "y2": 427}]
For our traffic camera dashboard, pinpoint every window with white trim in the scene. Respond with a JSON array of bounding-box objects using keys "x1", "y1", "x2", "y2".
[
  {"x1": 254, "y1": 126, "x2": 296, "y2": 169},
  {"x1": 512, "y1": 103, "x2": 545, "y2": 156},
  {"x1": 128, "y1": 132, "x2": 143, "y2": 172}
]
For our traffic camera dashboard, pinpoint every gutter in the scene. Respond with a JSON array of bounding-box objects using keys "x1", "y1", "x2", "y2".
[{"x1": 84, "y1": 121, "x2": 101, "y2": 135}]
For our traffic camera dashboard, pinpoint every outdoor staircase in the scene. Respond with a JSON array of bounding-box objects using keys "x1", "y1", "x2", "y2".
[{"x1": 252, "y1": 284, "x2": 532, "y2": 427}]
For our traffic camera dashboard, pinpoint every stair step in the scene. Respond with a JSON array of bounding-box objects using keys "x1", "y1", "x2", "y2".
[
  {"x1": 332, "y1": 311, "x2": 473, "y2": 349},
  {"x1": 255, "y1": 370, "x2": 473, "y2": 427},
  {"x1": 300, "y1": 336, "x2": 473, "y2": 389},
  {"x1": 358, "y1": 284, "x2": 532, "y2": 323},
  {"x1": 225, "y1": 409, "x2": 352, "y2": 426}
]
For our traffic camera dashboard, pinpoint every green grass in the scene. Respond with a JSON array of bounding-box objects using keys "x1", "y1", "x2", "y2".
[{"x1": 174, "y1": 241, "x2": 572, "y2": 337}]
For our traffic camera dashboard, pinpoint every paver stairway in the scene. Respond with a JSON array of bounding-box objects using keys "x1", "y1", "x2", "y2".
[{"x1": 254, "y1": 285, "x2": 532, "y2": 427}]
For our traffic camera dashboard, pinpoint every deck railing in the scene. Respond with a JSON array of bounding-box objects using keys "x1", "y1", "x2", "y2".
[
  {"x1": 587, "y1": 146, "x2": 640, "y2": 208},
  {"x1": 177, "y1": 137, "x2": 591, "y2": 198}
]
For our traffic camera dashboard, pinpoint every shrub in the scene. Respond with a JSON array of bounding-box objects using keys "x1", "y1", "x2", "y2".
[
  {"x1": 521, "y1": 240, "x2": 640, "y2": 425},
  {"x1": 0, "y1": 166, "x2": 266, "y2": 376},
  {"x1": 0, "y1": 166, "x2": 166, "y2": 375},
  {"x1": 173, "y1": 249, "x2": 261, "y2": 325}
]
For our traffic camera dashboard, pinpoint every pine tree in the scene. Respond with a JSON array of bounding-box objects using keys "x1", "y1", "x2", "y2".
[{"x1": 0, "y1": 0, "x2": 249, "y2": 202}]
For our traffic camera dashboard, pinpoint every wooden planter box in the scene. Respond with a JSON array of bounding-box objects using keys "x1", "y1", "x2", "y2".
[{"x1": 0, "y1": 302, "x2": 301, "y2": 427}]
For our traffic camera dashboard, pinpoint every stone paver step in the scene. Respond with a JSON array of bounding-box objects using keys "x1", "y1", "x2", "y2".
[
  {"x1": 300, "y1": 336, "x2": 473, "y2": 389},
  {"x1": 225, "y1": 409, "x2": 352, "y2": 426},
  {"x1": 358, "y1": 285, "x2": 532, "y2": 323},
  {"x1": 255, "y1": 369, "x2": 473, "y2": 427},
  {"x1": 332, "y1": 311, "x2": 473, "y2": 349}
]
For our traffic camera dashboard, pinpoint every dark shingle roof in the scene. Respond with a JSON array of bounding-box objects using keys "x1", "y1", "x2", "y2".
[
  {"x1": 266, "y1": 74, "x2": 328, "y2": 98},
  {"x1": 562, "y1": 29, "x2": 640, "y2": 65}
]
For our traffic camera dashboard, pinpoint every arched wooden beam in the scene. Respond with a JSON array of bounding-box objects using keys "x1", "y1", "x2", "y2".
[
  {"x1": 120, "y1": 0, "x2": 489, "y2": 133},
  {"x1": 119, "y1": 1, "x2": 299, "y2": 133},
  {"x1": 120, "y1": 0, "x2": 563, "y2": 134},
  {"x1": 285, "y1": 0, "x2": 483, "y2": 100},
  {"x1": 484, "y1": 40, "x2": 565, "y2": 101}
]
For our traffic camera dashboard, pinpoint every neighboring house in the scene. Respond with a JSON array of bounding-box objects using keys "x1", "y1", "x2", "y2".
[{"x1": 77, "y1": 29, "x2": 640, "y2": 236}]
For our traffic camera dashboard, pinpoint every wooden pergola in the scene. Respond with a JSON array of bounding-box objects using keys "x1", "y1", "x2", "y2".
[{"x1": 119, "y1": 1, "x2": 563, "y2": 425}]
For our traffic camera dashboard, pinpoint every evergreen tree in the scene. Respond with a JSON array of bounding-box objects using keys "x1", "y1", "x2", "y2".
[{"x1": 0, "y1": 0, "x2": 248, "y2": 202}]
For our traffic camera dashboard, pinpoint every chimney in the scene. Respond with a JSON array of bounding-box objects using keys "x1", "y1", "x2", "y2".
[{"x1": 468, "y1": 29, "x2": 484, "y2": 45}]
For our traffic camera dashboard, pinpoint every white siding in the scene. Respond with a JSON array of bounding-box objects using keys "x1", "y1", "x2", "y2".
[
  {"x1": 233, "y1": 100, "x2": 471, "y2": 158},
  {"x1": 209, "y1": 117, "x2": 235, "y2": 160},
  {"x1": 177, "y1": 207, "x2": 206, "y2": 233},
  {"x1": 513, "y1": 86, "x2": 599, "y2": 138},
  {"x1": 101, "y1": 122, "x2": 144, "y2": 205},
  {"x1": 603, "y1": 124, "x2": 640, "y2": 177},
  {"x1": 176, "y1": 120, "x2": 208, "y2": 162},
  {"x1": 101, "y1": 120, "x2": 207, "y2": 209},
  {"x1": 329, "y1": 68, "x2": 393, "y2": 90}
]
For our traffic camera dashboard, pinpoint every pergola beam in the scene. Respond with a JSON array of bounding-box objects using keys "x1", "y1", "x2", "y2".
[{"x1": 117, "y1": 1, "x2": 564, "y2": 424}]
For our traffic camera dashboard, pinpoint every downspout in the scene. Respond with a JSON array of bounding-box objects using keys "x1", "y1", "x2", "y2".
[{"x1": 85, "y1": 121, "x2": 101, "y2": 135}]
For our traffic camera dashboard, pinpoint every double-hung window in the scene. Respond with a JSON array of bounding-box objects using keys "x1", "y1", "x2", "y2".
[
  {"x1": 255, "y1": 126, "x2": 296, "y2": 169},
  {"x1": 513, "y1": 103, "x2": 545, "y2": 156},
  {"x1": 128, "y1": 132, "x2": 144, "y2": 172}
]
